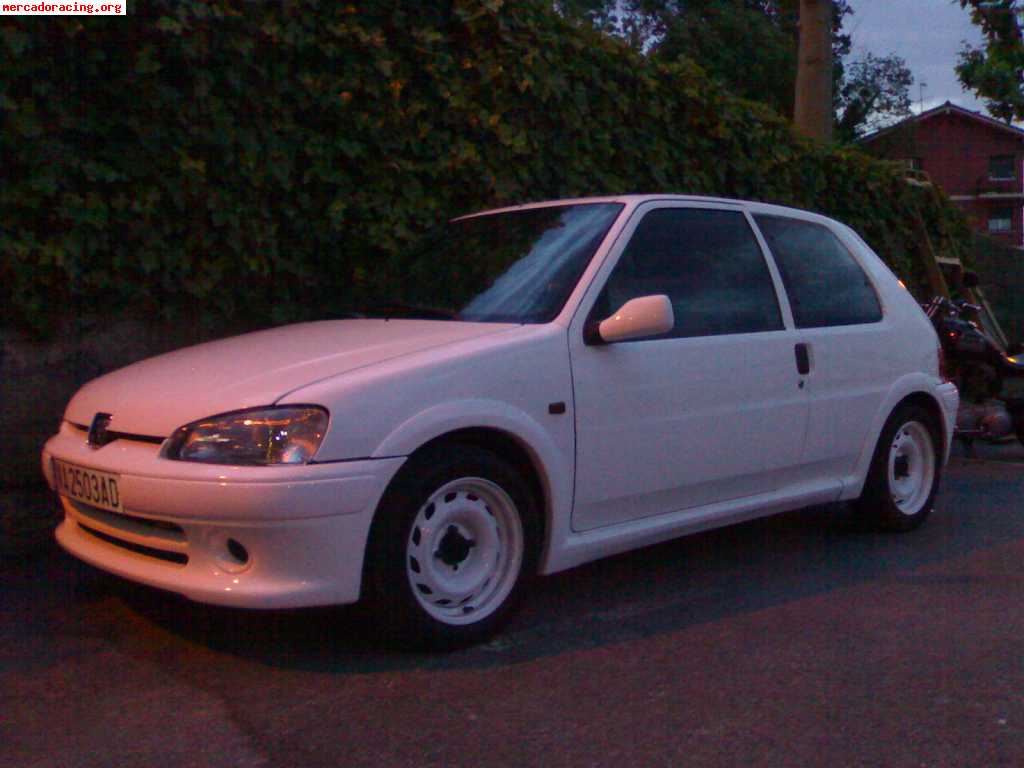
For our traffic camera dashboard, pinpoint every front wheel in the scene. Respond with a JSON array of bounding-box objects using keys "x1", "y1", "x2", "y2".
[
  {"x1": 854, "y1": 404, "x2": 942, "y2": 532},
  {"x1": 363, "y1": 444, "x2": 539, "y2": 650}
]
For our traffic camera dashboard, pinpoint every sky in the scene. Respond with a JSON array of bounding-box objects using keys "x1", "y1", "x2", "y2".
[{"x1": 846, "y1": 0, "x2": 988, "y2": 116}]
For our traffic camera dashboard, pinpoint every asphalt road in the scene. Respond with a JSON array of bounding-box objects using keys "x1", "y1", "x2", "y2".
[{"x1": 3, "y1": 446, "x2": 1024, "y2": 768}]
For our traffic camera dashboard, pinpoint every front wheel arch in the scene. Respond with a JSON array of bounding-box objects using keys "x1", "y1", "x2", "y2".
[
  {"x1": 361, "y1": 441, "x2": 543, "y2": 649},
  {"x1": 413, "y1": 428, "x2": 549, "y2": 555}
]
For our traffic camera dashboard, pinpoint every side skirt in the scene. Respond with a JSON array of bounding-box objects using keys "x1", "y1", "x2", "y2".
[{"x1": 540, "y1": 479, "x2": 843, "y2": 575}]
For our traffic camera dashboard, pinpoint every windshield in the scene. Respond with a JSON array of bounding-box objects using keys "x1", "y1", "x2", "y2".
[{"x1": 384, "y1": 203, "x2": 623, "y2": 323}]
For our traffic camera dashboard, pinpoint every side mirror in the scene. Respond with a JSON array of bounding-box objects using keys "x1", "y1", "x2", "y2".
[
  {"x1": 595, "y1": 295, "x2": 674, "y2": 343},
  {"x1": 962, "y1": 270, "x2": 980, "y2": 289}
]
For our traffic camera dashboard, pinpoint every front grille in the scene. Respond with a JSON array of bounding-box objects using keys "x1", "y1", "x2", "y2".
[
  {"x1": 68, "y1": 422, "x2": 165, "y2": 446},
  {"x1": 78, "y1": 523, "x2": 189, "y2": 565},
  {"x1": 103, "y1": 431, "x2": 165, "y2": 446}
]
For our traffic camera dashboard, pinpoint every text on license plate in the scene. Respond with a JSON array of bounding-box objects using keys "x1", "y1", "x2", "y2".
[{"x1": 52, "y1": 459, "x2": 123, "y2": 514}]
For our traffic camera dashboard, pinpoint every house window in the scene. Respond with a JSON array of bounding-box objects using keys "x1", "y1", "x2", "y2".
[
  {"x1": 895, "y1": 158, "x2": 922, "y2": 172},
  {"x1": 988, "y1": 207, "x2": 1013, "y2": 233},
  {"x1": 989, "y1": 155, "x2": 1016, "y2": 181}
]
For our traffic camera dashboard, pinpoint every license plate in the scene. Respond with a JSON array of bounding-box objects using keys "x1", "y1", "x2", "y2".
[{"x1": 52, "y1": 459, "x2": 123, "y2": 515}]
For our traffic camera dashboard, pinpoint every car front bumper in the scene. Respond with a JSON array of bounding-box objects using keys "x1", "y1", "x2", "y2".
[{"x1": 42, "y1": 423, "x2": 406, "y2": 608}]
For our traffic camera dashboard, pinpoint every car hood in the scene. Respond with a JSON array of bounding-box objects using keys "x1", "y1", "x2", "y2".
[{"x1": 65, "y1": 319, "x2": 517, "y2": 437}]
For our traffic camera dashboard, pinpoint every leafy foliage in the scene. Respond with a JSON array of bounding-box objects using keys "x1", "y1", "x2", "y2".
[
  {"x1": 836, "y1": 53, "x2": 914, "y2": 142},
  {"x1": 561, "y1": 1, "x2": 911, "y2": 141},
  {"x1": 957, "y1": 0, "x2": 1024, "y2": 122},
  {"x1": 653, "y1": 0, "x2": 800, "y2": 115},
  {"x1": 554, "y1": 0, "x2": 684, "y2": 49},
  {"x1": 557, "y1": 0, "x2": 852, "y2": 118},
  {"x1": 0, "y1": 0, "x2": 970, "y2": 335}
]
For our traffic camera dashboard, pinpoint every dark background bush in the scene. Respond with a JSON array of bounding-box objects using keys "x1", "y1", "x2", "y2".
[
  {"x1": 971, "y1": 234, "x2": 1024, "y2": 344},
  {"x1": 1, "y1": 0, "x2": 972, "y2": 339}
]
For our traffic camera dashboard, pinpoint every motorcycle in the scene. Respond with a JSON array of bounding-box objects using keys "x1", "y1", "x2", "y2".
[{"x1": 923, "y1": 291, "x2": 1024, "y2": 449}]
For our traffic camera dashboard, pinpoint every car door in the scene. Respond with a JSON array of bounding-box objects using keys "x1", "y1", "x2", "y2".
[
  {"x1": 752, "y1": 213, "x2": 890, "y2": 485},
  {"x1": 569, "y1": 202, "x2": 811, "y2": 532}
]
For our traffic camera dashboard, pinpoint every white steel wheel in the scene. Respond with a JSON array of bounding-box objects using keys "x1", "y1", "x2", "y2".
[
  {"x1": 855, "y1": 403, "x2": 942, "y2": 532},
  {"x1": 365, "y1": 443, "x2": 539, "y2": 650},
  {"x1": 887, "y1": 421, "x2": 936, "y2": 517},
  {"x1": 405, "y1": 477, "x2": 524, "y2": 626}
]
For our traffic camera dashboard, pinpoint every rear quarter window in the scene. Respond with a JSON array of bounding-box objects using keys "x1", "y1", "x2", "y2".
[{"x1": 754, "y1": 215, "x2": 883, "y2": 328}]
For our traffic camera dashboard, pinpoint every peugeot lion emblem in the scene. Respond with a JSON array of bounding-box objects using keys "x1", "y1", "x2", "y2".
[{"x1": 88, "y1": 412, "x2": 113, "y2": 448}]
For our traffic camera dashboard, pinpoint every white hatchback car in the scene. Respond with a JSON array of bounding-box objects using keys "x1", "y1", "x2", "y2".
[{"x1": 43, "y1": 195, "x2": 958, "y2": 648}]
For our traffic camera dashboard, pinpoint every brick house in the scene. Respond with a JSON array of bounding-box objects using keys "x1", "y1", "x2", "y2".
[{"x1": 861, "y1": 101, "x2": 1024, "y2": 249}]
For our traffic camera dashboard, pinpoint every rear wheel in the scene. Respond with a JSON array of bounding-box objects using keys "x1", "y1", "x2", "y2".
[
  {"x1": 364, "y1": 443, "x2": 539, "y2": 650},
  {"x1": 854, "y1": 404, "x2": 941, "y2": 532},
  {"x1": 1010, "y1": 405, "x2": 1024, "y2": 448}
]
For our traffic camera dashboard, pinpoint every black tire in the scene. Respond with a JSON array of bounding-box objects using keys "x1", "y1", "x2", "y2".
[
  {"x1": 363, "y1": 443, "x2": 540, "y2": 651},
  {"x1": 1010, "y1": 405, "x2": 1024, "y2": 448},
  {"x1": 854, "y1": 403, "x2": 942, "y2": 532}
]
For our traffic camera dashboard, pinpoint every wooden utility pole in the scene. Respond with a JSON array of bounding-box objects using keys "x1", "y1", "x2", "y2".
[{"x1": 794, "y1": 0, "x2": 833, "y2": 142}]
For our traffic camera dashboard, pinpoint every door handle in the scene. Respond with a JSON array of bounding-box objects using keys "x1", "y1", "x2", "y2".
[{"x1": 795, "y1": 343, "x2": 810, "y2": 375}]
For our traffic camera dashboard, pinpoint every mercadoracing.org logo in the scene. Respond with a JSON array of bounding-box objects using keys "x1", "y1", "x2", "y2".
[{"x1": 1, "y1": 1, "x2": 125, "y2": 13}]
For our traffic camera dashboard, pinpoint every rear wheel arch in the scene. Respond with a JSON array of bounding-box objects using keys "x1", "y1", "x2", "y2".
[
  {"x1": 855, "y1": 397, "x2": 944, "y2": 531},
  {"x1": 856, "y1": 390, "x2": 947, "y2": 482},
  {"x1": 893, "y1": 392, "x2": 946, "y2": 449},
  {"x1": 836, "y1": 380, "x2": 947, "y2": 503}
]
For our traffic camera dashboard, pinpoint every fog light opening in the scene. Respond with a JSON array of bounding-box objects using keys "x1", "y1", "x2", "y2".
[{"x1": 226, "y1": 538, "x2": 249, "y2": 566}]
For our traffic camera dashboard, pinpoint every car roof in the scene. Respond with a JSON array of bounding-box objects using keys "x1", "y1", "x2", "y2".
[{"x1": 453, "y1": 195, "x2": 834, "y2": 226}]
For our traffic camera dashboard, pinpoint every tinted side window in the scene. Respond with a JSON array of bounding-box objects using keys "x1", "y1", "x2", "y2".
[
  {"x1": 597, "y1": 208, "x2": 783, "y2": 339},
  {"x1": 754, "y1": 215, "x2": 882, "y2": 328}
]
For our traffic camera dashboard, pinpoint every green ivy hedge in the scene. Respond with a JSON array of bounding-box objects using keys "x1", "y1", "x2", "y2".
[{"x1": 0, "y1": 0, "x2": 971, "y2": 335}]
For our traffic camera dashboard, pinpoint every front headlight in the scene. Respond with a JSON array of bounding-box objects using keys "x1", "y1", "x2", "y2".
[{"x1": 161, "y1": 406, "x2": 329, "y2": 465}]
